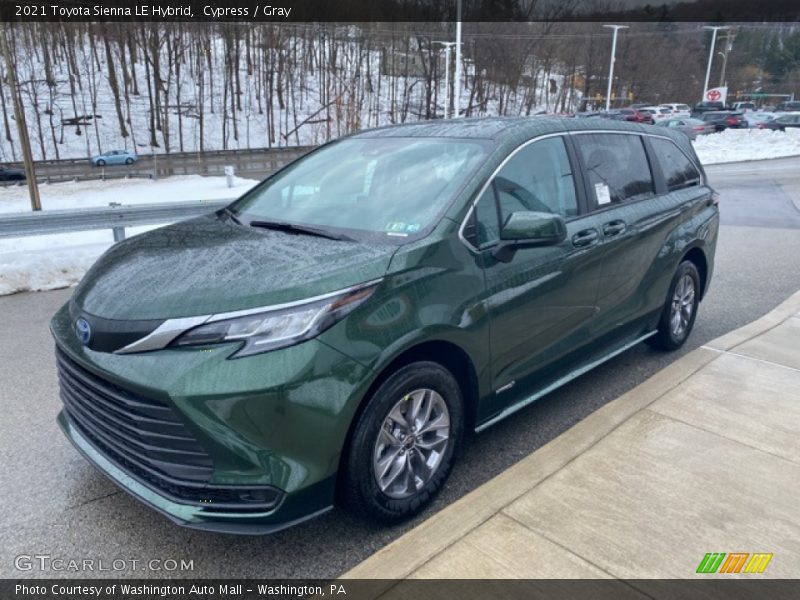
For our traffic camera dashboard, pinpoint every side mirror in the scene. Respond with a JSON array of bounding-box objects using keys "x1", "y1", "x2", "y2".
[{"x1": 494, "y1": 211, "x2": 567, "y2": 262}]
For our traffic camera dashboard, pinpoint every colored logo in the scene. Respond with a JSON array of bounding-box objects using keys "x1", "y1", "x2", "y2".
[
  {"x1": 696, "y1": 552, "x2": 773, "y2": 574},
  {"x1": 707, "y1": 89, "x2": 722, "y2": 102},
  {"x1": 74, "y1": 318, "x2": 92, "y2": 345}
]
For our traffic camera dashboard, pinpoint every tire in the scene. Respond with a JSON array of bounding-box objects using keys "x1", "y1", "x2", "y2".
[
  {"x1": 96, "y1": 159, "x2": 106, "y2": 167},
  {"x1": 648, "y1": 260, "x2": 701, "y2": 351},
  {"x1": 340, "y1": 361, "x2": 464, "y2": 523},
  {"x1": 125, "y1": 158, "x2": 134, "y2": 164}
]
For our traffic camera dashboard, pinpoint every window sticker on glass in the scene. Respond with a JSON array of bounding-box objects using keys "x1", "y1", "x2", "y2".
[
  {"x1": 595, "y1": 182, "x2": 612, "y2": 206},
  {"x1": 385, "y1": 221, "x2": 408, "y2": 232}
]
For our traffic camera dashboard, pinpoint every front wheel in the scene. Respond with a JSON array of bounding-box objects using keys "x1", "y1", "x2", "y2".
[
  {"x1": 125, "y1": 157, "x2": 134, "y2": 164},
  {"x1": 340, "y1": 361, "x2": 464, "y2": 523},
  {"x1": 648, "y1": 260, "x2": 701, "y2": 351},
  {"x1": 95, "y1": 159, "x2": 106, "y2": 167}
]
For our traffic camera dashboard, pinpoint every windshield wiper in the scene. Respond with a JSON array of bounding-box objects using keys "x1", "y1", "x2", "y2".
[
  {"x1": 220, "y1": 206, "x2": 243, "y2": 226},
  {"x1": 249, "y1": 219, "x2": 355, "y2": 242}
]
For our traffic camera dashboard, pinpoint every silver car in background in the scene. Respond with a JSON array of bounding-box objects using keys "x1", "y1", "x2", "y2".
[
  {"x1": 656, "y1": 117, "x2": 715, "y2": 140},
  {"x1": 744, "y1": 112, "x2": 778, "y2": 128}
]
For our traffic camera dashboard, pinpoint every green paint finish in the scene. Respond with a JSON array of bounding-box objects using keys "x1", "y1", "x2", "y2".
[{"x1": 52, "y1": 117, "x2": 718, "y2": 532}]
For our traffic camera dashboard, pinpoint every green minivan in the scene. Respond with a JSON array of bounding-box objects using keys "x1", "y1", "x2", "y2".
[{"x1": 52, "y1": 117, "x2": 718, "y2": 533}]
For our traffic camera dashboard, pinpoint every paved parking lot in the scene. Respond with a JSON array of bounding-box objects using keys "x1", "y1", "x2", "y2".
[{"x1": 1, "y1": 157, "x2": 799, "y2": 579}]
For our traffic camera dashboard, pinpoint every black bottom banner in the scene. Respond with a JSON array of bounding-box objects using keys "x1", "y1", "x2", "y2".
[{"x1": 3, "y1": 579, "x2": 800, "y2": 600}]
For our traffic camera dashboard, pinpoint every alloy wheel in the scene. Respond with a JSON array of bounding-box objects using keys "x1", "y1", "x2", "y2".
[
  {"x1": 372, "y1": 388, "x2": 450, "y2": 499},
  {"x1": 670, "y1": 273, "x2": 695, "y2": 338}
]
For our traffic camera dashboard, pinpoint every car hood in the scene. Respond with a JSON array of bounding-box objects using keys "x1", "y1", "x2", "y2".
[{"x1": 72, "y1": 214, "x2": 396, "y2": 321}]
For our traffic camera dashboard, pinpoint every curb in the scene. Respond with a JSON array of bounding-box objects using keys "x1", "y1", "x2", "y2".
[{"x1": 342, "y1": 290, "x2": 800, "y2": 581}]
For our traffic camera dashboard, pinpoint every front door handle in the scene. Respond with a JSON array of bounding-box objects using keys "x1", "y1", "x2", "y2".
[
  {"x1": 602, "y1": 220, "x2": 627, "y2": 237},
  {"x1": 572, "y1": 228, "x2": 599, "y2": 247}
]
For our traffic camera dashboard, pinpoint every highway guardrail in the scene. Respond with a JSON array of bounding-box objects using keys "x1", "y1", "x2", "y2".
[{"x1": 0, "y1": 200, "x2": 232, "y2": 241}]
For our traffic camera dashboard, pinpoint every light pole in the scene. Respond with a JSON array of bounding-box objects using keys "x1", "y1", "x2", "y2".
[
  {"x1": 718, "y1": 30, "x2": 735, "y2": 88},
  {"x1": 702, "y1": 26, "x2": 729, "y2": 101},
  {"x1": 433, "y1": 41, "x2": 456, "y2": 118},
  {"x1": 454, "y1": 0, "x2": 462, "y2": 118},
  {"x1": 603, "y1": 25, "x2": 628, "y2": 112}
]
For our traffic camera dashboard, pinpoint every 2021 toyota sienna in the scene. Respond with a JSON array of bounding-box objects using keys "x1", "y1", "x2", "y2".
[{"x1": 52, "y1": 117, "x2": 718, "y2": 533}]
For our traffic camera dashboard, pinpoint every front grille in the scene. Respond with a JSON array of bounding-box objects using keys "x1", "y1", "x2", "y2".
[{"x1": 57, "y1": 347, "x2": 281, "y2": 512}]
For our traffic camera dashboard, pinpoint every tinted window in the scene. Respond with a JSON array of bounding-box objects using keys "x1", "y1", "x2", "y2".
[
  {"x1": 470, "y1": 136, "x2": 578, "y2": 247},
  {"x1": 651, "y1": 138, "x2": 702, "y2": 192},
  {"x1": 574, "y1": 133, "x2": 655, "y2": 207}
]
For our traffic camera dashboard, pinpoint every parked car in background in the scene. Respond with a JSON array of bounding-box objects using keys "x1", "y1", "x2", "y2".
[
  {"x1": 639, "y1": 106, "x2": 672, "y2": 123},
  {"x1": 662, "y1": 103, "x2": 692, "y2": 118},
  {"x1": 699, "y1": 111, "x2": 748, "y2": 132},
  {"x1": 692, "y1": 101, "x2": 726, "y2": 116},
  {"x1": 52, "y1": 117, "x2": 718, "y2": 531},
  {"x1": 0, "y1": 165, "x2": 25, "y2": 181},
  {"x1": 90, "y1": 150, "x2": 138, "y2": 167},
  {"x1": 774, "y1": 101, "x2": 800, "y2": 112},
  {"x1": 602, "y1": 108, "x2": 654, "y2": 124},
  {"x1": 731, "y1": 102, "x2": 757, "y2": 113},
  {"x1": 756, "y1": 112, "x2": 800, "y2": 131},
  {"x1": 573, "y1": 111, "x2": 603, "y2": 118},
  {"x1": 743, "y1": 112, "x2": 777, "y2": 128},
  {"x1": 656, "y1": 117, "x2": 715, "y2": 140}
]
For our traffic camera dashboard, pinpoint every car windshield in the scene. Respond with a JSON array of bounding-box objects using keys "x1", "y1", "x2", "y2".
[{"x1": 231, "y1": 137, "x2": 490, "y2": 240}]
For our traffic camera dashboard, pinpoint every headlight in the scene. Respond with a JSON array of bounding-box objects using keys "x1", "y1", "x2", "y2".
[{"x1": 172, "y1": 281, "x2": 380, "y2": 357}]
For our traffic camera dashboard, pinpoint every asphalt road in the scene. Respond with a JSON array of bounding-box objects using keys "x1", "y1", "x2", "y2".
[{"x1": 1, "y1": 157, "x2": 799, "y2": 579}]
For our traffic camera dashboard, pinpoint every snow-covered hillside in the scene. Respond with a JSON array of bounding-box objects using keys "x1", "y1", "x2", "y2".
[{"x1": 0, "y1": 24, "x2": 571, "y2": 163}]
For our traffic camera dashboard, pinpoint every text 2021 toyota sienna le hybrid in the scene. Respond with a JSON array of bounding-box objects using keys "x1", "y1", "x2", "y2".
[{"x1": 52, "y1": 117, "x2": 718, "y2": 533}]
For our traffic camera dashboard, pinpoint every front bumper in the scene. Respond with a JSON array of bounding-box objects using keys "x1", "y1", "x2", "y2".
[
  {"x1": 58, "y1": 411, "x2": 332, "y2": 534},
  {"x1": 52, "y1": 302, "x2": 373, "y2": 533}
]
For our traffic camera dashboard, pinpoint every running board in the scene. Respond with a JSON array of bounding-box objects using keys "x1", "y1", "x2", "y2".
[{"x1": 475, "y1": 331, "x2": 657, "y2": 433}]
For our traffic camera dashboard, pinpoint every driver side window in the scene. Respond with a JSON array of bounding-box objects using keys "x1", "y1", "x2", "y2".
[{"x1": 472, "y1": 136, "x2": 578, "y2": 247}]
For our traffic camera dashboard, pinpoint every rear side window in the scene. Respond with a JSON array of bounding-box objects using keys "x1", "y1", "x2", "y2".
[
  {"x1": 650, "y1": 138, "x2": 702, "y2": 191},
  {"x1": 574, "y1": 133, "x2": 654, "y2": 207}
]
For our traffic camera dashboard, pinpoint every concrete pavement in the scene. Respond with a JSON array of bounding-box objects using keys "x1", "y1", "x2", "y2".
[{"x1": 345, "y1": 291, "x2": 800, "y2": 580}]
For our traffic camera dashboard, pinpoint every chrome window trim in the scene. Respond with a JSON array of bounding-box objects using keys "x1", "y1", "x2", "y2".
[
  {"x1": 457, "y1": 132, "x2": 566, "y2": 253},
  {"x1": 457, "y1": 128, "x2": 705, "y2": 253},
  {"x1": 115, "y1": 278, "x2": 383, "y2": 354}
]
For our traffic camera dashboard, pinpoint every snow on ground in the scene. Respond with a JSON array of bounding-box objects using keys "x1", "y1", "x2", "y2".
[
  {"x1": 0, "y1": 175, "x2": 258, "y2": 296},
  {"x1": 693, "y1": 127, "x2": 800, "y2": 165},
  {"x1": 2, "y1": 128, "x2": 800, "y2": 297}
]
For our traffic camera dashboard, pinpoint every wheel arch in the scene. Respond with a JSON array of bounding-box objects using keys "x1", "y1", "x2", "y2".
[
  {"x1": 335, "y1": 339, "x2": 480, "y2": 498},
  {"x1": 681, "y1": 245, "x2": 709, "y2": 300}
]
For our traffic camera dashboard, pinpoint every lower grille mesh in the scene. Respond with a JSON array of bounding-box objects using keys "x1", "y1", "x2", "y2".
[{"x1": 57, "y1": 347, "x2": 281, "y2": 511}]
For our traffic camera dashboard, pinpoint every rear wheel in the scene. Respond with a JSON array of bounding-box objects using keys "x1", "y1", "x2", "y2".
[
  {"x1": 648, "y1": 260, "x2": 700, "y2": 351},
  {"x1": 341, "y1": 361, "x2": 463, "y2": 523},
  {"x1": 96, "y1": 159, "x2": 106, "y2": 167},
  {"x1": 125, "y1": 157, "x2": 134, "y2": 164}
]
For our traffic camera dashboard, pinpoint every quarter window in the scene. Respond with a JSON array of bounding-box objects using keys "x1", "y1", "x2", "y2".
[
  {"x1": 469, "y1": 136, "x2": 578, "y2": 247},
  {"x1": 650, "y1": 138, "x2": 702, "y2": 192},
  {"x1": 574, "y1": 133, "x2": 655, "y2": 207}
]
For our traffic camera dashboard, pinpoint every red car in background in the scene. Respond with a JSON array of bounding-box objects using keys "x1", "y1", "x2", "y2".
[{"x1": 602, "y1": 108, "x2": 655, "y2": 125}]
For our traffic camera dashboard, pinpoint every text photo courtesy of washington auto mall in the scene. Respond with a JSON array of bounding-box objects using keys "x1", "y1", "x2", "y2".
[{"x1": 1, "y1": 0, "x2": 800, "y2": 599}]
